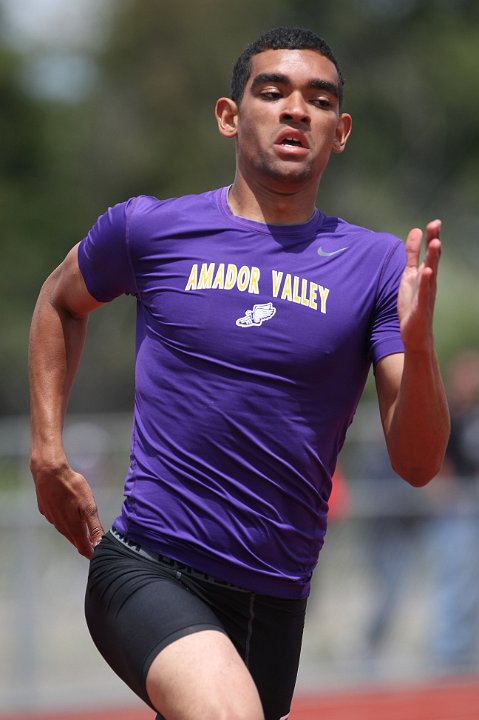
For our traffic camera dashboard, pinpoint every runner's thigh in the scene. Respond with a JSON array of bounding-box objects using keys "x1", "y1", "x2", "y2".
[
  {"x1": 247, "y1": 593, "x2": 306, "y2": 720},
  {"x1": 197, "y1": 583, "x2": 307, "y2": 720},
  {"x1": 84, "y1": 534, "x2": 226, "y2": 710}
]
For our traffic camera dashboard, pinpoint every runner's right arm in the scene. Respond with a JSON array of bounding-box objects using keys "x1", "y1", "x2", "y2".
[{"x1": 29, "y1": 245, "x2": 106, "y2": 558}]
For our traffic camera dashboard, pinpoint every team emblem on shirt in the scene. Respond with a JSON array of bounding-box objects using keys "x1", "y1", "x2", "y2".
[{"x1": 236, "y1": 302, "x2": 276, "y2": 327}]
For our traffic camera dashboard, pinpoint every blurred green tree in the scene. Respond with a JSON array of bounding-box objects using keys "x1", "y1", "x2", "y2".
[{"x1": 2, "y1": 0, "x2": 479, "y2": 416}]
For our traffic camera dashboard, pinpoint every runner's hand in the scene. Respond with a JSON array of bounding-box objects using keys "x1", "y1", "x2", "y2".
[
  {"x1": 33, "y1": 464, "x2": 104, "y2": 559},
  {"x1": 397, "y1": 219, "x2": 442, "y2": 352}
]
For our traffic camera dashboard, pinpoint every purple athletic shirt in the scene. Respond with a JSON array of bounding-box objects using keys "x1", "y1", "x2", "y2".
[{"x1": 78, "y1": 186, "x2": 405, "y2": 598}]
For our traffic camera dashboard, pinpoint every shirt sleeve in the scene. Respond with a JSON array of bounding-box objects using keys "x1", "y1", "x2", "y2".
[
  {"x1": 77, "y1": 198, "x2": 139, "y2": 302},
  {"x1": 369, "y1": 239, "x2": 406, "y2": 365}
]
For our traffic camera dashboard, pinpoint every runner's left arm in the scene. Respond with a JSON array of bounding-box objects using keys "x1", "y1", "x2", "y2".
[{"x1": 374, "y1": 220, "x2": 450, "y2": 486}]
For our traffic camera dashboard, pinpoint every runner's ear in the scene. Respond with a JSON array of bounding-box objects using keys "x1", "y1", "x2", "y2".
[
  {"x1": 332, "y1": 113, "x2": 352, "y2": 154},
  {"x1": 215, "y1": 97, "x2": 238, "y2": 139}
]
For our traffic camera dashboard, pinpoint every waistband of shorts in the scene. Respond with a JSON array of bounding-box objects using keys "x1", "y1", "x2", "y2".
[{"x1": 108, "y1": 527, "x2": 246, "y2": 591}]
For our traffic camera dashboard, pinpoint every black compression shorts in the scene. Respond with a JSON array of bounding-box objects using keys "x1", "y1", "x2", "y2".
[{"x1": 85, "y1": 530, "x2": 307, "y2": 720}]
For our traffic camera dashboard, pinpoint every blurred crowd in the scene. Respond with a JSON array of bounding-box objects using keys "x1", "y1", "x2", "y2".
[
  {"x1": 427, "y1": 350, "x2": 479, "y2": 671},
  {"x1": 327, "y1": 349, "x2": 479, "y2": 675}
]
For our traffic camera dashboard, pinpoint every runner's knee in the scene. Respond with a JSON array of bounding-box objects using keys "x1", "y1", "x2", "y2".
[
  {"x1": 193, "y1": 700, "x2": 264, "y2": 720},
  {"x1": 146, "y1": 631, "x2": 265, "y2": 720},
  {"x1": 150, "y1": 691, "x2": 265, "y2": 720}
]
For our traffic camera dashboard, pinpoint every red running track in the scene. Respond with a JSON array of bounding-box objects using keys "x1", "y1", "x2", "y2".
[{"x1": 2, "y1": 678, "x2": 479, "y2": 720}]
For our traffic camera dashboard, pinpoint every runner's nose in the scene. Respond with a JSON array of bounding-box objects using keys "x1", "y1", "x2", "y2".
[{"x1": 280, "y1": 92, "x2": 310, "y2": 124}]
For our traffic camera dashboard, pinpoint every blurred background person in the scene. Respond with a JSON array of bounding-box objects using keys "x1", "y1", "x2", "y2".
[
  {"x1": 428, "y1": 350, "x2": 479, "y2": 672},
  {"x1": 360, "y1": 446, "x2": 423, "y2": 666}
]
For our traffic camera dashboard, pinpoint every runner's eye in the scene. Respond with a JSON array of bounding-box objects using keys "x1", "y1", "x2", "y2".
[
  {"x1": 261, "y1": 90, "x2": 282, "y2": 100},
  {"x1": 311, "y1": 97, "x2": 333, "y2": 109}
]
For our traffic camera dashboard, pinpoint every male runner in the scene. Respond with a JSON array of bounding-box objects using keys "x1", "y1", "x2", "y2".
[{"x1": 29, "y1": 26, "x2": 449, "y2": 720}]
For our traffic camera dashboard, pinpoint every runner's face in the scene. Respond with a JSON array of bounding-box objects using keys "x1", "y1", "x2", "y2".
[{"x1": 235, "y1": 49, "x2": 350, "y2": 191}]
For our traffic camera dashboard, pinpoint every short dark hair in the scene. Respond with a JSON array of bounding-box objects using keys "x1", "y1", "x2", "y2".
[{"x1": 231, "y1": 26, "x2": 344, "y2": 107}]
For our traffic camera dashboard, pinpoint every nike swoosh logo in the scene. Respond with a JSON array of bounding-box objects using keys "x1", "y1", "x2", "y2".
[{"x1": 317, "y1": 245, "x2": 348, "y2": 257}]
